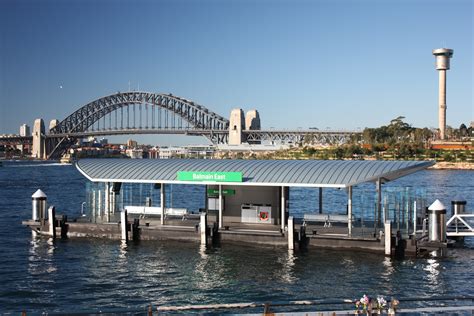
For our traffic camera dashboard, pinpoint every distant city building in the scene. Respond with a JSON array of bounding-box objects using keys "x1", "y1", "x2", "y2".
[
  {"x1": 19, "y1": 124, "x2": 30, "y2": 136},
  {"x1": 158, "y1": 145, "x2": 215, "y2": 159},
  {"x1": 127, "y1": 139, "x2": 138, "y2": 148},
  {"x1": 217, "y1": 144, "x2": 288, "y2": 152},
  {"x1": 158, "y1": 146, "x2": 187, "y2": 159},
  {"x1": 126, "y1": 148, "x2": 143, "y2": 159},
  {"x1": 184, "y1": 145, "x2": 215, "y2": 158},
  {"x1": 148, "y1": 147, "x2": 160, "y2": 159}
]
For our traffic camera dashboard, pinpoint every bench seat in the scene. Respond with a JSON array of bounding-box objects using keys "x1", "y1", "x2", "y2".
[
  {"x1": 125, "y1": 206, "x2": 189, "y2": 219},
  {"x1": 303, "y1": 213, "x2": 353, "y2": 227}
]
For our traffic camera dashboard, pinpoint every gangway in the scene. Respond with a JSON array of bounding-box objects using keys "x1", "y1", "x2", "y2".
[{"x1": 446, "y1": 213, "x2": 474, "y2": 237}]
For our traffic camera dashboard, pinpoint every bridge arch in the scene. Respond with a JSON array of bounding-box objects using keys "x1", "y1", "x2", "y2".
[
  {"x1": 50, "y1": 91, "x2": 229, "y2": 135},
  {"x1": 46, "y1": 91, "x2": 229, "y2": 159}
]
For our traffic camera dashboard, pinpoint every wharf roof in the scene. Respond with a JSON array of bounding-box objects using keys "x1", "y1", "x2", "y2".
[{"x1": 76, "y1": 159, "x2": 434, "y2": 188}]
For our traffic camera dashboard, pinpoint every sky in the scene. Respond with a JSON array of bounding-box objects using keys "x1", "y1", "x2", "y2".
[{"x1": 0, "y1": 0, "x2": 472, "y2": 146}]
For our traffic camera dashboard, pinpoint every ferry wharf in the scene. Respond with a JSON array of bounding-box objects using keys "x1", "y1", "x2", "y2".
[{"x1": 23, "y1": 158, "x2": 458, "y2": 256}]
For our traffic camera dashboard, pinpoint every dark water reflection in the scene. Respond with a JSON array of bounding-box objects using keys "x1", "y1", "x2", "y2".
[{"x1": 0, "y1": 161, "x2": 473, "y2": 313}]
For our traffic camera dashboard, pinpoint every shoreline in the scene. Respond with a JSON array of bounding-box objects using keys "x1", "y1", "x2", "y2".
[{"x1": 429, "y1": 161, "x2": 474, "y2": 170}]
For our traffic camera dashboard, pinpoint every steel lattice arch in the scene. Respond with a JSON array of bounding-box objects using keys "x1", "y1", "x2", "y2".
[
  {"x1": 51, "y1": 91, "x2": 229, "y2": 135},
  {"x1": 46, "y1": 91, "x2": 230, "y2": 158}
]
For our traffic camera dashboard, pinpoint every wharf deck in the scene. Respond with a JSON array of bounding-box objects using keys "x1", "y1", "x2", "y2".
[{"x1": 22, "y1": 217, "x2": 388, "y2": 253}]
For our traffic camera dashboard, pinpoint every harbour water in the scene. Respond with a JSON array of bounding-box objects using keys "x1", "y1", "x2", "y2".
[{"x1": 0, "y1": 161, "x2": 473, "y2": 314}]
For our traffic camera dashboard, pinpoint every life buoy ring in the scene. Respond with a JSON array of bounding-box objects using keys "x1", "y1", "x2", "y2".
[{"x1": 259, "y1": 211, "x2": 269, "y2": 221}]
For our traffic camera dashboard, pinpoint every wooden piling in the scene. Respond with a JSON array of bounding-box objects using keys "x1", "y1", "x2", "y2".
[
  {"x1": 263, "y1": 303, "x2": 271, "y2": 315},
  {"x1": 200, "y1": 212, "x2": 208, "y2": 246},
  {"x1": 121, "y1": 210, "x2": 128, "y2": 241},
  {"x1": 385, "y1": 221, "x2": 392, "y2": 256},
  {"x1": 60, "y1": 215, "x2": 68, "y2": 239},
  {"x1": 299, "y1": 225, "x2": 308, "y2": 250},
  {"x1": 48, "y1": 206, "x2": 56, "y2": 239},
  {"x1": 132, "y1": 218, "x2": 140, "y2": 241},
  {"x1": 288, "y1": 216, "x2": 294, "y2": 250}
]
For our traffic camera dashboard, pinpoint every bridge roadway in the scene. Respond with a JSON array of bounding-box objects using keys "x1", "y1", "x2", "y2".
[
  {"x1": 0, "y1": 135, "x2": 32, "y2": 145},
  {"x1": 49, "y1": 128, "x2": 355, "y2": 138},
  {"x1": 0, "y1": 128, "x2": 360, "y2": 144}
]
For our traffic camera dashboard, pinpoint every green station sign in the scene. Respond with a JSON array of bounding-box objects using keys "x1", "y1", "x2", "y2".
[
  {"x1": 207, "y1": 189, "x2": 236, "y2": 196},
  {"x1": 177, "y1": 171, "x2": 242, "y2": 183}
]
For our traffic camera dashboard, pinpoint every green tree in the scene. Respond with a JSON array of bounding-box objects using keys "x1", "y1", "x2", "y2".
[{"x1": 459, "y1": 123, "x2": 468, "y2": 138}]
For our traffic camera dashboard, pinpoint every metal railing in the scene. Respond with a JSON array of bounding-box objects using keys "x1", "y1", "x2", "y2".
[
  {"x1": 19, "y1": 295, "x2": 474, "y2": 315},
  {"x1": 446, "y1": 213, "x2": 474, "y2": 237}
]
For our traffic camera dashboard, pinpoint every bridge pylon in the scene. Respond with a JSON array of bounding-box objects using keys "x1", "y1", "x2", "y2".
[
  {"x1": 32, "y1": 119, "x2": 46, "y2": 159},
  {"x1": 229, "y1": 109, "x2": 245, "y2": 145}
]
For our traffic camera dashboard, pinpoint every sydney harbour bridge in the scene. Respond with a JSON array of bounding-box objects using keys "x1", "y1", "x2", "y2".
[{"x1": 0, "y1": 91, "x2": 359, "y2": 160}]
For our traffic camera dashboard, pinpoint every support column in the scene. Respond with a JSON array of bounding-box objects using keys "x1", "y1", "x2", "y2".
[
  {"x1": 376, "y1": 179, "x2": 382, "y2": 227},
  {"x1": 98, "y1": 190, "x2": 102, "y2": 218},
  {"x1": 438, "y1": 70, "x2": 447, "y2": 140},
  {"x1": 281, "y1": 186, "x2": 286, "y2": 231},
  {"x1": 319, "y1": 187, "x2": 323, "y2": 214},
  {"x1": 104, "y1": 182, "x2": 110, "y2": 222},
  {"x1": 348, "y1": 186, "x2": 353, "y2": 237},
  {"x1": 218, "y1": 185, "x2": 223, "y2": 229},
  {"x1": 160, "y1": 183, "x2": 165, "y2": 225},
  {"x1": 288, "y1": 216, "x2": 294, "y2": 250},
  {"x1": 92, "y1": 190, "x2": 96, "y2": 221},
  {"x1": 413, "y1": 200, "x2": 417, "y2": 237},
  {"x1": 200, "y1": 212, "x2": 208, "y2": 246},
  {"x1": 111, "y1": 191, "x2": 116, "y2": 214},
  {"x1": 121, "y1": 210, "x2": 128, "y2": 241}
]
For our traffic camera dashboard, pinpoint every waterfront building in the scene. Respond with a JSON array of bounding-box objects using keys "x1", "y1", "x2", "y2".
[
  {"x1": 125, "y1": 148, "x2": 144, "y2": 159},
  {"x1": 183, "y1": 145, "x2": 215, "y2": 158},
  {"x1": 74, "y1": 158, "x2": 434, "y2": 252},
  {"x1": 157, "y1": 145, "x2": 215, "y2": 159},
  {"x1": 158, "y1": 146, "x2": 187, "y2": 159},
  {"x1": 148, "y1": 147, "x2": 160, "y2": 159},
  {"x1": 127, "y1": 139, "x2": 138, "y2": 148}
]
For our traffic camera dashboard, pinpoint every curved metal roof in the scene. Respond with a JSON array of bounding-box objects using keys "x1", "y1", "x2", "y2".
[{"x1": 76, "y1": 159, "x2": 434, "y2": 188}]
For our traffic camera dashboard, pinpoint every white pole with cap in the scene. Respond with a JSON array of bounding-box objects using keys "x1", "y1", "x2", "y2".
[
  {"x1": 427, "y1": 199, "x2": 447, "y2": 242},
  {"x1": 32, "y1": 189, "x2": 47, "y2": 222}
]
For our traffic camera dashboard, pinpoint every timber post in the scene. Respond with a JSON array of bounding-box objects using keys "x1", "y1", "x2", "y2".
[
  {"x1": 385, "y1": 221, "x2": 392, "y2": 256},
  {"x1": 48, "y1": 206, "x2": 56, "y2": 239},
  {"x1": 200, "y1": 212, "x2": 208, "y2": 246},
  {"x1": 121, "y1": 210, "x2": 128, "y2": 241},
  {"x1": 288, "y1": 216, "x2": 294, "y2": 250}
]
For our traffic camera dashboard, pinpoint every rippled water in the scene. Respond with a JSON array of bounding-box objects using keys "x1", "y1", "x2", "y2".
[{"x1": 0, "y1": 161, "x2": 473, "y2": 314}]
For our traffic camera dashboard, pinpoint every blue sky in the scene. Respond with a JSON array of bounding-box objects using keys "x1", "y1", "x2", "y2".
[{"x1": 0, "y1": 0, "x2": 472, "y2": 145}]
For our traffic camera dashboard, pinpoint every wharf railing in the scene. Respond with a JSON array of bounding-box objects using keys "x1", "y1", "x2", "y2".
[
  {"x1": 20, "y1": 295, "x2": 474, "y2": 315},
  {"x1": 446, "y1": 213, "x2": 474, "y2": 237}
]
